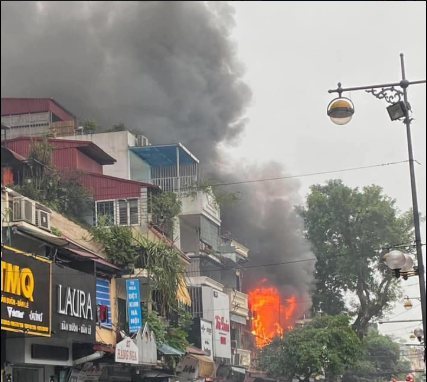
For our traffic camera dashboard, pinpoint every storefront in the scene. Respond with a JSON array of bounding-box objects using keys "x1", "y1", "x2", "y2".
[
  {"x1": 2, "y1": 248, "x2": 98, "y2": 382},
  {"x1": 1, "y1": 245, "x2": 52, "y2": 382}
]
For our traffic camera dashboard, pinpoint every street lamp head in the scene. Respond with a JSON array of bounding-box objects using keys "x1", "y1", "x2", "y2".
[
  {"x1": 327, "y1": 97, "x2": 355, "y2": 125},
  {"x1": 404, "y1": 296, "x2": 413, "y2": 310},
  {"x1": 387, "y1": 101, "x2": 408, "y2": 121},
  {"x1": 401, "y1": 254, "x2": 414, "y2": 273},
  {"x1": 414, "y1": 327, "x2": 424, "y2": 340},
  {"x1": 384, "y1": 250, "x2": 407, "y2": 270}
]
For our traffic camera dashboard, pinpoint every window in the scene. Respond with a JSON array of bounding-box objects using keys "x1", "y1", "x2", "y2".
[
  {"x1": 96, "y1": 199, "x2": 140, "y2": 226},
  {"x1": 118, "y1": 199, "x2": 140, "y2": 226},
  {"x1": 200, "y1": 216, "x2": 220, "y2": 251},
  {"x1": 96, "y1": 201, "x2": 115, "y2": 225},
  {"x1": 96, "y1": 278, "x2": 112, "y2": 328}
]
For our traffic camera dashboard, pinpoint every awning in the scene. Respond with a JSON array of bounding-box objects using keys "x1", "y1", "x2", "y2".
[
  {"x1": 158, "y1": 343, "x2": 184, "y2": 356},
  {"x1": 231, "y1": 313, "x2": 247, "y2": 325},
  {"x1": 130, "y1": 143, "x2": 199, "y2": 166},
  {"x1": 189, "y1": 354, "x2": 216, "y2": 379},
  {"x1": 177, "y1": 276, "x2": 192, "y2": 306},
  {"x1": 67, "y1": 247, "x2": 121, "y2": 271},
  {"x1": 14, "y1": 224, "x2": 68, "y2": 246}
]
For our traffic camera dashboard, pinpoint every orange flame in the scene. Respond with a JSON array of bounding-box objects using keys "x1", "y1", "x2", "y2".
[{"x1": 249, "y1": 286, "x2": 296, "y2": 348}]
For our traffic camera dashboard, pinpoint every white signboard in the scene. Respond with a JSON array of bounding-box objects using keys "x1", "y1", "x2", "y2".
[
  {"x1": 176, "y1": 356, "x2": 199, "y2": 381},
  {"x1": 115, "y1": 337, "x2": 139, "y2": 365},
  {"x1": 202, "y1": 287, "x2": 231, "y2": 360},
  {"x1": 200, "y1": 319, "x2": 214, "y2": 360}
]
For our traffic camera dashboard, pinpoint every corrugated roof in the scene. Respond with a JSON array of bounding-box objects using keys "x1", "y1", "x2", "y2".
[
  {"x1": 1, "y1": 147, "x2": 28, "y2": 164},
  {"x1": 5, "y1": 136, "x2": 116, "y2": 166},
  {"x1": 1, "y1": 97, "x2": 77, "y2": 120},
  {"x1": 66, "y1": 247, "x2": 121, "y2": 271},
  {"x1": 130, "y1": 143, "x2": 199, "y2": 166}
]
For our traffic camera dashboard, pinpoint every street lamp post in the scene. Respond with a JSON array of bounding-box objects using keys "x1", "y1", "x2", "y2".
[{"x1": 327, "y1": 53, "x2": 426, "y2": 361}]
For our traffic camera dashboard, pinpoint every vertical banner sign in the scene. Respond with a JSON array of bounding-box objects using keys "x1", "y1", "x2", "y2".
[{"x1": 125, "y1": 279, "x2": 142, "y2": 333}]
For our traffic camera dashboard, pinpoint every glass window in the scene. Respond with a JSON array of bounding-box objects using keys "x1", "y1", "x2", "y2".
[
  {"x1": 129, "y1": 199, "x2": 139, "y2": 225},
  {"x1": 200, "y1": 216, "x2": 220, "y2": 251},
  {"x1": 96, "y1": 201, "x2": 115, "y2": 225},
  {"x1": 118, "y1": 200, "x2": 128, "y2": 225}
]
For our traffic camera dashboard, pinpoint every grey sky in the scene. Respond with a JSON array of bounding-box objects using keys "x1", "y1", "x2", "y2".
[
  {"x1": 229, "y1": 1, "x2": 426, "y2": 341},
  {"x1": 1, "y1": 1, "x2": 425, "y2": 342}
]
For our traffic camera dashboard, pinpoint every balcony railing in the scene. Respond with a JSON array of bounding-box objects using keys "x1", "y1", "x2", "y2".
[{"x1": 147, "y1": 176, "x2": 197, "y2": 192}]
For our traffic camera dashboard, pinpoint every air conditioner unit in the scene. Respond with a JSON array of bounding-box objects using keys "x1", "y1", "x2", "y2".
[
  {"x1": 231, "y1": 340, "x2": 238, "y2": 350},
  {"x1": 37, "y1": 209, "x2": 51, "y2": 231},
  {"x1": 136, "y1": 135, "x2": 150, "y2": 147},
  {"x1": 12, "y1": 197, "x2": 35, "y2": 224}
]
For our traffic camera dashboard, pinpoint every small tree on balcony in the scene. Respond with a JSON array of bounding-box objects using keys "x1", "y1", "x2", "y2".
[{"x1": 151, "y1": 191, "x2": 182, "y2": 238}]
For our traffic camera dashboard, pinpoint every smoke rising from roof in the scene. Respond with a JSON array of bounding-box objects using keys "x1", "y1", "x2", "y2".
[{"x1": 1, "y1": 1, "x2": 314, "y2": 314}]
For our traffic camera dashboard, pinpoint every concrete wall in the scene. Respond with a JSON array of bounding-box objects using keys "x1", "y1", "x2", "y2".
[
  {"x1": 61, "y1": 131, "x2": 136, "y2": 179},
  {"x1": 180, "y1": 192, "x2": 221, "y2": 226}
]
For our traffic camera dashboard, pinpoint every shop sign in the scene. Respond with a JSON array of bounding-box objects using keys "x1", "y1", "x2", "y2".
[
  {"x1": 115, "y1": 337, "x2": 139, "y2": 364},
  {"x1": 202, "y1": 287, "x2": 231, "y2": 360},
  {"x1": 177, "y1": 356, "x2": 199, "y2": 380},
  {"x1": 200, "y1": 319, "x2": 214, "y2": 360},
  {"x1": 125, "y1": 279, "x2": 142, "y2": 333},
  {"x1": 1, "y1": 246, "x2": 51, "y2": 337},
  {"x1": 67, "y1": 363, "x2": 105, "y2": 382},
  {"x1": 52, "y1": 264, "x2": 96, "y2": 342}
]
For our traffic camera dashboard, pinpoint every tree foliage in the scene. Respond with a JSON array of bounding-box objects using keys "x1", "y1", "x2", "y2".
[
  {"x1": 83, "y1": 118, "x2": 97, "y2": 131},
  {"x1": 299, "y1": 180, "x2": 414, "y2": 338},
  {"x1": 91, "y1": 223, "x2": 186, "y2": 316},
  {"x1": 343, "y1": 330, "x2": 411, "y2": 382},
  {"x1": 13, "y1": 137, "x2": 92, "y2": 221},
  {"x1": 151, "y1": 191, "x2": 182, "y2": 238},
  {"x1": 259, "y1": 315, "x2": 362, "y2": 382}
]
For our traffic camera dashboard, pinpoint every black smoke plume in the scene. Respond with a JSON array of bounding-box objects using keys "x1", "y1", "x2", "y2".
[{"x1": 1, "y1": 1, "x2": 314, "y2": 316}]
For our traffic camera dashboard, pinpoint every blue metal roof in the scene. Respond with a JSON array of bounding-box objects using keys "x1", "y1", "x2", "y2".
[
  {"x1": 130, "y1": 144, "x2": 199, "y2": 167},
  {"x1": 158, "y1": 343, "x2": 184, "y2": 356}
]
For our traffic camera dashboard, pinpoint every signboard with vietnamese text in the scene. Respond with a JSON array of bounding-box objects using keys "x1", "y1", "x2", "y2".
[
  {"x1": 202, "y1": 287, "x2": 231, "y2": 360},
  {"x1": 52, "y1": 264, "x2": 96, "y2": 343},
  {"x1": 66, "y1": 363, "x2": 106, "y2": 382},
  {"x1": 1, "y1": 246, "x2": 51, "y2": 337},
  {"x1": 126, "y1": 279, "x2": 142, "y2": 333},
  {"x1": 115, "y1": 337, "x2": 139, "y2": 365},
  {"x1": 176, "y1": 356, "x2": 199, "y2": 381},
  {"x1": 200, "y1": 319, "x2": 214, "y2": 360}
]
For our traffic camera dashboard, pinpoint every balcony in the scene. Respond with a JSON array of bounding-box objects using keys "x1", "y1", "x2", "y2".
[
  {"x1": 180, "y1": 191, "x2": 221, "y2": 225},
  {"x1": 148, "y1": 175, "x2": 197, "y2": 193},
  {"x1": 225, "y1": 288, "x2": 249, "y2": 320}
]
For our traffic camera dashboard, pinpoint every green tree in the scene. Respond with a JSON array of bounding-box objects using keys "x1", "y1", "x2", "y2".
[
  {"x1": 151, "y1": 191, "x2": 182, "y2": 238},
  {"x1": 111, "y1": 122, "x2": 127, "y2": 132},
  {"x1": 343, "y1": 330, "x2": 411, "y2": 382},
  {"x1": 13, "y1": 137, "x2": 92, "y2": 222},
  {"x1": 83, "y1": 118, "x2": 97, "y2": 131},
  {"x1": 259, "y1": 315, "x2": 362, "y2": 382},
  {"x1": 299, "y1": 180, "x2": 414, "y2": 338}
]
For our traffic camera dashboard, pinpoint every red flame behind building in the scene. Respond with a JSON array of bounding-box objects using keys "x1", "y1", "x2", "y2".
[{"x1": 249, "y1": 284, "x2": 296, "y2": 348}]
